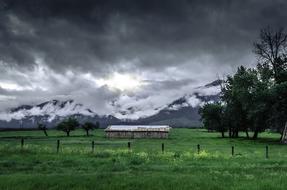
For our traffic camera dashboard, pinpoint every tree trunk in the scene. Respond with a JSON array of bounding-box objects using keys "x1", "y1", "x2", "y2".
[
  {"x1": 86, "y1": 130, "x2": 89, "y2": 136},
  {"x1": 280, "y1": 132, "x2": 284, "y2": 141},
  {"x1": 44, "y1": 130, "x2": 48, "y2": 137},
  {"x1": 245, "y1": 130, "x2": 249, "y2": 139},
  {"x1": 67, "y1": 131, "x2": 70, "y2": 137},
  {"x1": 232, "y1": 130, "x2": 239, "y2": 138},
  {"x1": 221, "y1": 131, "x2": 225, "y2": 138},
  {"x1": 229, "y1": 127, "x2": 232, "y2": 138},
  {"x1": 280, "y1": 122, "x2": 287, "y2": 142},
  {"x1": 253, "y1": 130, "x2": 258, "y2": 139}
]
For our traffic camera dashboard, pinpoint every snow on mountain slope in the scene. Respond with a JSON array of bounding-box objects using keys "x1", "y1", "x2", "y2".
[
  {"x1": 0, "y1": 100, "x2": 94, "y2": 122},
  {"x1": 110, "y1": 80, "x2": 221, "y2": 120},
  {"x1": 0, "y1": 80, "x2": 222, "y2": 128}
]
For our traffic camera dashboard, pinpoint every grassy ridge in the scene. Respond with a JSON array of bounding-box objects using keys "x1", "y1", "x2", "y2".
[{"x1": 0, "y1": 129, "x2": 286, "y2": 190}]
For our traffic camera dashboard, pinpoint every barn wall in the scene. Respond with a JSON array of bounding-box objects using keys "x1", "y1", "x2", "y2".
[{"x1": 105, "y1": 131, "x2": 169, "y2": 138}]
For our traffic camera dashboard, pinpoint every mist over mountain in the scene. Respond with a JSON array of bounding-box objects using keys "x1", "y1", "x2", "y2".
[{"x1": 0, "y1": 80, "x2": 221, "y2": 129}]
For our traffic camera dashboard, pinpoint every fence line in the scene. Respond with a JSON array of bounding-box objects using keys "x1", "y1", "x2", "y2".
[{"x1": 0, "y1": 139, "x2": 283, "y2": 159}]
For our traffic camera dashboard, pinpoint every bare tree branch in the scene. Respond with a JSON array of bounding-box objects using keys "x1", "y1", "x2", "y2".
[{"x1": 254, "y1": 27, "x2": 287, "y2": 63}]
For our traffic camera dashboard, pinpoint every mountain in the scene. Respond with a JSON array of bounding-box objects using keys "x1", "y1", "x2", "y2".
[
  {"x1": 137, "y1": 92, "x2": 220, "y2": 127},
  {"x1": 0, "y1": 80, "x2": 221, "y2": 129},
  {"x1": 0, "y1": 100, "x2": 121, "y2": 129}
]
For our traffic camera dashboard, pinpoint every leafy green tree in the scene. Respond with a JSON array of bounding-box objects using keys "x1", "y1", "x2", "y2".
[
  {"x1": 254, "y1": 27, "x2": 287, "y2": 138},
  {"x1": 199, "y1": 103, "x2": 226, "y2": 137},
  {"x1": 247, "y1": 81, "x2": 270, "y2": 139},
  {"x1": 82, "y1": 122, "x2": 99, "y2": 136},
  {"x1": 221, "y1": 65, "x2": 276, "y2": 139},
  {"x1": 268, "y1": 82, "x2": 287, "y2": 140},
  {"x1": 56, "y1": 117, "x2": 79, "y2": 137},
  {"x1": 221, "y1": 66, "x2": 258, "y2": 138},
  {"x1": 37, "y1": 122, "x2": 48, "y2": 136}
]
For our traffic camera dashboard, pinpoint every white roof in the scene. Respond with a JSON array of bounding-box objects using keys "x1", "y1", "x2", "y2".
[{"x1": 105, "y1": 125, "x2": 171, "y2": 132}]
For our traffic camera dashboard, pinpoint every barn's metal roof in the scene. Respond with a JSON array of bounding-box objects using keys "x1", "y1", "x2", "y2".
[{"x1": 105, "y1": 125, "x2": 171, "y2": 132}]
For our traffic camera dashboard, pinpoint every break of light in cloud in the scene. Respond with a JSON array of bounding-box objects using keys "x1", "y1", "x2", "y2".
[
  {"x1": 0, "y1": 82, "x2": 28, "y2": 91},
  {"x1": 94, "y1": 73, "x2": 144, "y2": 91}
]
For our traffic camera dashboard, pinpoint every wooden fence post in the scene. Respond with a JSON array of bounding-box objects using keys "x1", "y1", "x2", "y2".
[
  {"x1": 92, "y1": 141, "x2": 95, "y2": 153},
  {"x1": 162, "y1": 143, "x2": 164, "y2": 153},
  {"x1": 57, "y1": 140, "x2": 60, "y2": 153},
  {"x1": 232, "y1": 146, "x2": 234, "y2": 156},
  {"x1": 21, "y1": 138, "x2": 24, "y2": 149},
  {"x1": 197, "y1": 144, "x2": 200, "y2": 154},
  {"x1": 128, "y1": 142, "x2": 131, "y2": 150},
  {"x1": 266, "y1": 145, "x2": 269, "y2": 159}
]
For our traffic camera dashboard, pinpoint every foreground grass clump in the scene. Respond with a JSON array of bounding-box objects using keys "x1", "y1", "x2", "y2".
[{"x1": 0, "y1": 128, "x2": 286, "y2": 190}]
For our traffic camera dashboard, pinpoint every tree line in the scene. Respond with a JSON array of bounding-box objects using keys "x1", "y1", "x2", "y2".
[
  {"x1": 199, "y1": 27, "x2": 287, "y2": 141},
  {"x1": 37, "y1": 118, "x2": 100, "y2": 137}
]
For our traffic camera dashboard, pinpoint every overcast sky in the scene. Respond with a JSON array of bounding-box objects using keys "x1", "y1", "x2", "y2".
[{"x1": 0, "y1": 0, "x2": 286, "y2": 117}]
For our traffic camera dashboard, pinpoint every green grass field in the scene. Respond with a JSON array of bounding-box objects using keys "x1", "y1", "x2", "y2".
[{"x1": 0, "y1": 129, "x2": 286, "y2": 190}]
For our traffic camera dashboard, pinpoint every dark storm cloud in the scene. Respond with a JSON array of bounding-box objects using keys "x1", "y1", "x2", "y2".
[{"x1": 0, "y1": 0, "x2": 286, "y2": 74}]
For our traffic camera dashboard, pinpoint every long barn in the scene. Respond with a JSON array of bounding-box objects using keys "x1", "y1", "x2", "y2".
[{"x1": 105, "y1": 125, "x2": 171, "y2": 139}]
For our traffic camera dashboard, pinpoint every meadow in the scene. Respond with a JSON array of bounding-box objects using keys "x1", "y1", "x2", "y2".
[{"x1": 0, "y1": 128, "x2": 286, "y2": 190}]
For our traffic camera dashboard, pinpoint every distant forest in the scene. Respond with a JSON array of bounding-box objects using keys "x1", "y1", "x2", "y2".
[{"x1": 199, "y1": 27, "x2": 287, "y2": 141}]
